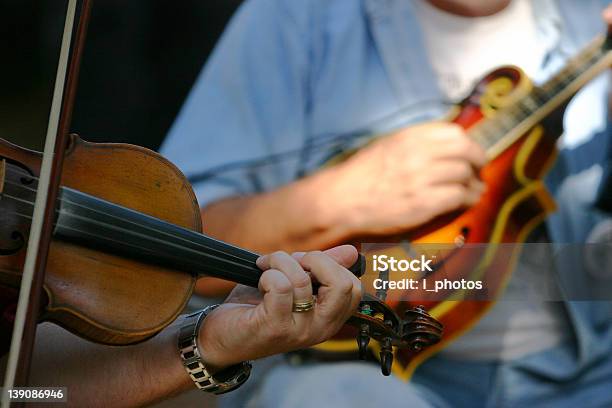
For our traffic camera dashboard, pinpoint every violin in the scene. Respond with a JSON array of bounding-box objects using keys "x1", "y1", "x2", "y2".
[{"x1": 0, "y1": 135, "x2": 442, "y2": 376}]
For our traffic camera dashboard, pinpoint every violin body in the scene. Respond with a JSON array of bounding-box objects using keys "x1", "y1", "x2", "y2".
[
  {"x1": 1, "y1": 135, "x2": 441, "y2": 374},
  {"x1": 1, "y1": 135, "x2": 198, "y2": 344}
]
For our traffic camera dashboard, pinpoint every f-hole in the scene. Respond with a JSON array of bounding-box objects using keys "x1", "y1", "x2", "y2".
[
  {"x1": 0, "y1": 157, "x2": 35, "y2": 255},
  {"x1": 0, "y1": 156, "x2": 36, "y2": 186}
]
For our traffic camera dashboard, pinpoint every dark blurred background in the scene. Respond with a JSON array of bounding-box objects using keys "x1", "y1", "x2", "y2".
[{"x1": 0, "y1": 0, "x2": 242, "y2": 151}]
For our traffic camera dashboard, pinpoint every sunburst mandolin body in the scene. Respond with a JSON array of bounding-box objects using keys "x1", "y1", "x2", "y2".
[{"x1": 317, "y1": 65, "x2": 571, "y2": 379}]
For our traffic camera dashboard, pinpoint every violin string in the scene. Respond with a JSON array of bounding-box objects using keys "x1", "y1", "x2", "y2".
[
  {"x1": 0, "y1": 206, "x2": 258, "y2": 267},
  {"x1": 64, "y1": 199, "x2": 259, "y2": 268},
  {"x1": 1, "y1": 182, "x2": 260, "y2": 269},
  {"x1": 4, "y1": 166, "x2": 39, "y2": 182},
  {"x1": 4, "y1": 165, "x2": 252, "y2": 256},
  {"x1": 53, "y1": 222, "x2": 261, "y2": 276},
  {"x1": 4, "y1": 179, "x2": 37, "y2": 193},
  {"x1": 2, "y1": 211, "x2": 35, "y2": 222},
  {"x1": 57, "y1": 209, "x2": 258, "y2": 269},
  {"x1": 1, "y1": 174, "x2": 352, "y2": 283},
  {"x1": 1, "y1": 193, "x2": 34, "y2": 206},
  {"x1": 2, "y1": 189, "x2": 253, "y2": 261},
  {"x1": 1, "y1": 205, "x2": 260, "y2": 278},
  {"x1": 2, "y1": 165, "x2": 265, "y2": 268}
]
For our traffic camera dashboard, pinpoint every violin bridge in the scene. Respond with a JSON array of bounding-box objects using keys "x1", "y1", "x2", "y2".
[{"x1": 0, "y1": 158, "x2": 5, "y2": 195}]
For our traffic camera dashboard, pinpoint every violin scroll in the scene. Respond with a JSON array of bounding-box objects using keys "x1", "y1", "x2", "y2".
[
  {"x1": 349, "y1": 297, "x2": 443, "y2": 376},
  {"x1": 344, "y1": 259, "x2": 442, "y2": 375}
]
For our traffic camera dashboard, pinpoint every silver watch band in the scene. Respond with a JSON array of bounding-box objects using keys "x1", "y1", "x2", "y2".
[{"x1": 178, "y1": 305, "x2": 252, "y2": 394}]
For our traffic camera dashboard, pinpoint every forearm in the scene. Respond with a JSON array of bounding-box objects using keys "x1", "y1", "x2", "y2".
[
  {"x1": 201, "y1": 167, "x2": 351, "y2": 253},
  {"x1": 28, "y1": 322, "x2": 194, "y2": 408}
]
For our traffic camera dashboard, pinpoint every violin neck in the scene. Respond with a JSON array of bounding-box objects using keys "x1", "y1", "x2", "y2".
[{"x1": 53, "y1": 187, "x2": 263, "y2": 288}]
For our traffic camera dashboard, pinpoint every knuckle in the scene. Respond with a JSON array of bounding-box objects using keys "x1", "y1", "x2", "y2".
[
  {"x1": 447, "y1": 123, "x2": 465, "y2": 136},
  {"x1": 450, "y1": 184, "x2": 467, "y2": 197},
  {"x1": 263, "y1": 270, "x2": 293, "y2": 294},
  {"x1": 458, "y1": 162, "x2": 472, "y2": 178},
  {"x1": 293, "y1": 274, "x2": 312, "y2": 290},
  {"x1": 275, "y1": 280, "x2": 294, "y2": 295},
  {"x1": 458, "y1": 140, "x2": 474, "y2": 156},
  {"x1": 302, "y1": 250, "x2": 324, "y2": 263},
  {"x1": 320, "y1": 326, "x2": 340, "y2": 342},
  {"x1": 316, "y1": 305, "x2": 336, "y2": 321},
  {"x1": 270, "y1": 250, "x2": 289, "y2": 261},
  {"x1": 337, "y1": 276, "x2": 353, "y2": 295},
  {"x1": 295, "y1": 330, "x2": 313, "y2": 346},
  {"x1": 444, "y1": 186, "x2": 466, "y2": 208}
]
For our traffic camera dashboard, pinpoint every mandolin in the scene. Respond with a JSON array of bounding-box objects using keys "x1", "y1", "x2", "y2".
[{"x1": 317, "y1": 31, "x2": 612, "y2": 379}]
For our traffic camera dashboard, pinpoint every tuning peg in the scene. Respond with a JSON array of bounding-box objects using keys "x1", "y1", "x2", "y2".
[
  {"x1": 402, "y1": 305, "x2": 443, "y2": 351},
  {"x1": 357, "y1": 324, "x2": 370, "y2": 360},
  {"x1": 409, "y1": 337, "x2": 426, "y2": 352},
  {"x1": 379, "y1": 337, "x2": 393, "y2": 376}
]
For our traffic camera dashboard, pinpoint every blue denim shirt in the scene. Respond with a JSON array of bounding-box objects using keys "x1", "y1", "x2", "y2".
[{"x1": 161, "y1": 0, "x2": 612, "y2": 378}]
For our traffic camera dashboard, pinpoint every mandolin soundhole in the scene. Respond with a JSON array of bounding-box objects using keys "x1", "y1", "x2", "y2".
[{"x1": 454, "y1": 227, "x2": 470, "y2": 247}]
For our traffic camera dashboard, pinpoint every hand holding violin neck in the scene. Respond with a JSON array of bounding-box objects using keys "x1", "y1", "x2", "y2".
[{"x1": 54, "y1": 187, "x2": 366, "y2": 288}]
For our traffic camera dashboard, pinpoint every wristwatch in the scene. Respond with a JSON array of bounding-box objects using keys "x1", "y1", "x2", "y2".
[{"x1": 178, "y1": 305, "x2": 252, "y2": 394}]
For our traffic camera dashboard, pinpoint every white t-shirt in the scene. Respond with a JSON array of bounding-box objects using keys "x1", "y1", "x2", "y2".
[
  {"x1": 413, "y1": 0, "x2": 569, "y2": 361},
  {"x1": 415, "y1": 0, "x2": 548, "y2": 100}
]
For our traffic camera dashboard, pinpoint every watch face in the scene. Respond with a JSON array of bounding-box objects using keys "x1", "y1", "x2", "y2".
[
  {"x1": 214, "y1": 362, "x2": 252, "y2": 383},
  {"x1": 212, "y1": 362, "x2": 252, "y2": 395}
]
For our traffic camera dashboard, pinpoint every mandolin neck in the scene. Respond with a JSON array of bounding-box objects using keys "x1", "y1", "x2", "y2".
[
  {"x1": 470, "y1": 33, "x2": 612, "y2": 160},
  {"x1": 54, "y1": 187, "x2": 264, "y2": 288}
]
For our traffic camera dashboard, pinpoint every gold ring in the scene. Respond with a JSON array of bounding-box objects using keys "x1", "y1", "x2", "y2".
[{"x1": 292, "y1": 296, "x2": 316, "y2": 313}]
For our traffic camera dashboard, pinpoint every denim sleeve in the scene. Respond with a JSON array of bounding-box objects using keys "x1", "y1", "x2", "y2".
[{"x1": 160, "y1": 0, "x2": 312, "y2": 207}]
